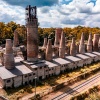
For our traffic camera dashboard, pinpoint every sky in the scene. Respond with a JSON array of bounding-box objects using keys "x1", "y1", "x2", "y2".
[{"x1": 0, "y1": 0, "x2": 100, "y2": 28}]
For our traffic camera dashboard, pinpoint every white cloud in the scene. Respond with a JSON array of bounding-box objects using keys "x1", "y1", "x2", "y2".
[
  {"x1": 0, "y1": 0, "x2": 100, "y2": 28},
  {"x1": 0, "y1": 0, "x2": 25, "y2": 24}
]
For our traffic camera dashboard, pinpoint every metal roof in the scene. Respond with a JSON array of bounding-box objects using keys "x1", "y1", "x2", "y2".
[
  {"x1": 84, "y1": 53, "x2": 97, "y2": 57},
  {"x1": 45, "y1": 61, "x2": 57, "y2": 68},
  {"x1": 30, "y1": 60, "x2": 57, "y2": 68},
  {"x1": 92, "y1": 52, "x2": 100, "y2": 56},
  {"x1": 31, "y1": 63, "x2": 47, "y2": 69},
  {"x1": 65, "y1": 56, "x2": 81, "y2": 62},
  {"x1": 53, "y1": 58, "x2": 71, "y2": 65},
  {"x1": 0, "y1": 57, "x2": 32, "y2": 80},
  {"x1": 0, "y1": 67, "x2": 16, "y2": 79},
  {"x1": 76, "y1": 54, "x2": 89, "y2": 59}
]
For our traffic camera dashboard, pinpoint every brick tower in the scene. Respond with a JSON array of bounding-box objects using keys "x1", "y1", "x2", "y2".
[
  {"x1": 70, "y1": 37, "x2": 76, "y2": 56},
  {"x1": 87, "y1": 33, "x2": 92, "y2": 53},
  {"x1": 45, "y1": 39, "x2": 52, "y2": 61},
  {"x1": 13, "y1": 30, "x2": 19, "y2": 47},
  {"x1": 79, "y1": 33, "x2": 85, "y2": 54},
  {"x1": 93, "y1": 34, "x2": 99, "y2": 51},
  {"x1": 4, "y1": 39, "x2": 15, "y2": 69},
  {"x1": 26, "y1": 5, "x2": 38, "y2": 61},
  {"x1": 55, "y1": 28, "x2": 62, "y2": 44},
  {"x1": 59, "y1": 31, "x2": 65, "y2": 58},
  {"x1": 43, "y1": 38, "x2": 47, "y2": 47}
]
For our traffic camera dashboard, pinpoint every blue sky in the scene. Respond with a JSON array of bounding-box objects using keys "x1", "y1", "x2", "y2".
[{"x1": 0, "y1": 0, "x2": 100, "y2": 28}]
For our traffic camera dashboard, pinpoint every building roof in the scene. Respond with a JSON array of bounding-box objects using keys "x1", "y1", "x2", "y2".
[
  {"x1": 92, "y1": 52, "x2": 100, "y2": 56},
  {"x1": 0, "y1": 57, "x2": 32, "y2": 80},
  {"x1": 76, "y1": 54, "x2": 89, "y2": 59},
  {"x1": 15, "y1": 56, "x2": 23, "y2": 63},
  {"x1": 84, "y1": 53, "x2": 97, "y2": 57},
  {"x1": 65, "y1": 56, "x2": 81, "y2": 62},
  {"x1": 0, "y1": 67, "x2": 16, "y2": 79},
  {"x1": 30, "y1": 62, "x2": 47, "y2": 69},
  {"x1": 45, "y1": 61, "x2": 57, "y2": 68},
  {"x1": 53, "y1": 58, "x2": 71, "y2": 65}
]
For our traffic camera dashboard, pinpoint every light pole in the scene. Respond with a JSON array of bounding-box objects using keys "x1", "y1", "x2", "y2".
[{"x1": 35, "y1": 77, "x2": 37, "y2": 99}]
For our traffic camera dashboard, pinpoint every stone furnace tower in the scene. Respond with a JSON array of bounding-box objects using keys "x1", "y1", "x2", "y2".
[
  {"x1": 4, "y1": 39, "x2": 15, "y2": 69},
  {"x1": 26, "y1": 5, "x2": 38, "y2": 61}
]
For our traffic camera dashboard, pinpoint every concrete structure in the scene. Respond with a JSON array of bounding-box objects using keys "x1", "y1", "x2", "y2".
[
  {"x1": 53, "y1": 58, "x2": 71, "y2": 73},
  {"x1": 79, "y1": 33, "x2": 85, "y2": 54},
  {"x1": 54, "y1": 30, "x2": 59, "y2": 46},
  {"x1": 0, "y1": 52, "x2": 4, "y2": 66},
  {"x1": 65, "y1": 46, "x2": 70, "y2": 55},
  {"x1": 93, "y1": 34, "x2": 99, "y2": 51},
  {"x1": 59, "y1": 32, "x2": 65, "y2": 58},
  {"x1": 45, "y1": 39, "x2": 52, "y2": 61},
  {"x1": 92, "y1": 52, "x2": 100, "y2": 61},
  {"x1": 76, "y1": 54, "x2": 92, "y2": 65},
  {"x1": 53, "y1": 46, "x2": 59, "y2": 58},
  {"x1": 13, "y1": 30, "x2": 19, "y2": 47},
  {"x1": 76, "y1": 44, "x2": 79, "y2": 53},
  {"x1": 98, "y1": 38, "x2": 100, "y2": 51},
  {"x1": 84, "y1": 53, "x2": 98, "y2": 62},
  {"x1": 26, "y1": 5, "x2": 38, "y2": 61},
  {"x1": 0, "y1": 5, "x2": 100, "y2": 89},
  {"x1": 70, "y1": 38, "x2": 76, "y2": 56},
  {"x1": 87, "y1": 33, "x2": 92, "y2": 53},
  {"x1": 4, "y1": 39, "x2": 15, "y2": 69},
  {"x1": 65, "y1": 56, "x2": 83, "y2": 69},
  {"x1": 55, "y1": 28, "x2": 62, "y2": 43},
  {"x1": 0, "y1": 57, "x2": 32, "y2": 88},
  {"x1": 43, "y1": 38, "x2": 47, "y2": 47}
]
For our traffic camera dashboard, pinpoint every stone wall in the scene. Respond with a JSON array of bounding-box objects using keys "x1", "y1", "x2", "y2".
[{"x1": 13, "y1": 76, "x2": 22, "y2": 88}]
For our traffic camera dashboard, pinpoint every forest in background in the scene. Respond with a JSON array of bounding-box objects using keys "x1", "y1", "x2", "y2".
[{"x1": 0, "y1": 21, "x2": 100, "y2": 46}]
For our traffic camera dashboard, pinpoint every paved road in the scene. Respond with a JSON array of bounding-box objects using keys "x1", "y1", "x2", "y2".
[{"x1": 52, "y1": 73, "x2": 100, "y2": 100}]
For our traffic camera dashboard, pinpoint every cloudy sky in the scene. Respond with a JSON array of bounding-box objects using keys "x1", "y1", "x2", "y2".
[{"x1": 0, "y1": 0, "x2": 100, "y2": 28}]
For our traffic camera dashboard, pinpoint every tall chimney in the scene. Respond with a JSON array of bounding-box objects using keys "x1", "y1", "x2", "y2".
[
  {"x1": 65, "y1": 46, "x2": 70, "y2": 55},
  {"x1": 55, "y1": 28, "x2": 62, "y2": 44},
  {"x1": 59, "y1": 31, "x2": 65, "y2": 58},
  {"x1": 76, "y1": 43, "x2": 79, "y2": 54},
  {"x1": 87, "y1": 33, "x2": 92, "y2": 52},
  {"x1": 0, "y1": 52, "x2": 4, "y2": 66},
  {"x1": 54, "y1": 32, "x2": 59, "y2": 57},
  {"x1": 79, "y1": 33, "x2": 85, "y2": 54},
  {"x1": 53, "y1": 47, "x2": 59, "y2": 57},
  {"x1": 13, "y1": 30, "x2": 19, "y2": 47},
  {"x1": 43, "y1": 38, "x2": 47, "y2": 47},
  {"x1": 98, "y1": 38, "x2": 100, "y2": 52},
  {"x1": 54, "y1": 31, "x2": 59, "y2": 46},
  {"x1": 26, "y1": 5, "x2": 38, "y2": 61},
  {"x1": 4, "y1": 39, "x2": 15, "y2": 69},
  {"x1": 45, "y1": 39, "x2": 52, "y2": 61},
  {"x1": 70, "y1": 38, "x2": 76, "y2": 56},
  {"x1": 93, "y1": 34, "x2": 99, "y2": 51}
]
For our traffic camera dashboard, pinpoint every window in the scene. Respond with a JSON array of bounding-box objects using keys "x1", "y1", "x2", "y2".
[
  {"x1": 7, "y1": 80, "x2": 11, "y2": 83},
  {"x1": 33, "y1": 73, "x2": 35, "y2": 75},
  {"x1": 25, "y1": 75, "x2": 27, "y2": 78},
  {"x1": 35, "y1": 68, "x2": 37, "y2": 70},
  {"x1": 44, "y1": 66, "x2": 47, "y2": 68},
  {"x1": 29, "y1": 74, "x2": 32, "y2": 76}
]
